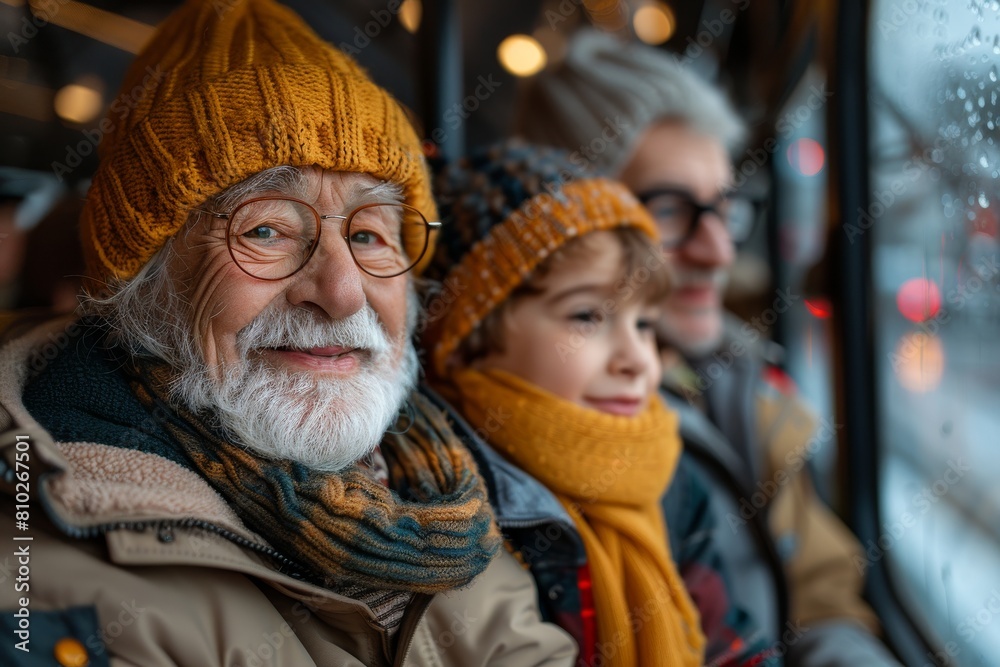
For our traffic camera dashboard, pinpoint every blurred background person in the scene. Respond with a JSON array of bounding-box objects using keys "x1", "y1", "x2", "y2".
[{"x1": 515, "y1": 28, "x2": 900, "y2": 666}]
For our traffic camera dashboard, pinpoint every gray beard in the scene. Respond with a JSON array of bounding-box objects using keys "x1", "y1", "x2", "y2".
[{"x1": 171, "y1": 298, "x2": 420, "y2": 472}]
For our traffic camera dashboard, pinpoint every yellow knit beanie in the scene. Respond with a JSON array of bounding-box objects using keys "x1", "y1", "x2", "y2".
[{"x1": 80, "y1": 0, "x2": 437, "y2": 288}]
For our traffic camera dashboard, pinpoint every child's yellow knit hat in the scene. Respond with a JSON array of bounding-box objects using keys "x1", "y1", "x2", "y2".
[
  {"x1": 80, "y1": 0, "x2": 437, "y2": 287},
  {"x1": 423, "y1": 140, "x2": 658, "y2": 379}
]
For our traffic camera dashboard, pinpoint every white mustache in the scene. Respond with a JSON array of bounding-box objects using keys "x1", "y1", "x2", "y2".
[{"x1": 236, "y1": 302, "x2": 392, "y2": 358}]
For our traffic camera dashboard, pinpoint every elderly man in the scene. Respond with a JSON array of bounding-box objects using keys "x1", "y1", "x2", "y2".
[
  {"x1": 517, "y1": 29, "x2": 901, "y2": 666},
  {"x1": 0, "y1": 1, "x2": 577, "y2": 665}
]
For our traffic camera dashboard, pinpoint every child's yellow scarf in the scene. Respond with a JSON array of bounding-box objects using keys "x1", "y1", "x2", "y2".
[{"x1": 449, "y1": 367, "x2": 705, "y2": 667}]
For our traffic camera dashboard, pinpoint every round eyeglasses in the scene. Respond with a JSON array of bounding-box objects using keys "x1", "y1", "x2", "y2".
[
  {"x1": 194, "y1": 197, "x2": 441, "y2": 281},
  {"x1": 636, "y1": 187, "x2": 763, "y2": 249}
]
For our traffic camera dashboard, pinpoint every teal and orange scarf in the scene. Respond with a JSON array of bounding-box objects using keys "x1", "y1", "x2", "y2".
[{"x1": 127, "y1": 358, "x2": 501, "y2": 596}]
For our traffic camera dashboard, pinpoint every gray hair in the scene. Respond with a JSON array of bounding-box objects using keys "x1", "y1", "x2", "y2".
[
  {"x1": 80, "y1": 165, "x2": 405, "y2": 366},
  {"x1": 514, "y1": 28, "x2": 747, "y2": 173}
]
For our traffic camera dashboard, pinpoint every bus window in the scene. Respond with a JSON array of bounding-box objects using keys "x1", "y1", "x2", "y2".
[
  {"x1": 869, "y1": 1, "x2": 1000, "y2": 664},
  {"x1": 772, "y1": 65, "x2": 839, "y2": 505}
]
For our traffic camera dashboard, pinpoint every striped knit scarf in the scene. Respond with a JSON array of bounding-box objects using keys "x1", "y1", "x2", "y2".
[
  {"x1": 128, "y1": 358, "x2": 502, "y2": 598},
  {"x1": 449, "y1": 367, "x2": 705, "y2": 667}
]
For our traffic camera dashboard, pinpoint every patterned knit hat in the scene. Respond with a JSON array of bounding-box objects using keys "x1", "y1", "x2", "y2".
[
  {"x1": 423, "y1": 139, "x2": 657, "y2": 378},
  {"x1": 513, "y1": 28, "x2": 746, "y2": 174},
  {"x1": 80, "y1": 0, "x2": 437, "y2": 287}
]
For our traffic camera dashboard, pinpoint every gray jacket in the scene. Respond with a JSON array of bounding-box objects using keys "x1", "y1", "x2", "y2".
[{"x1": 665, "y1": 317, "x2": 902, "y2": 667}]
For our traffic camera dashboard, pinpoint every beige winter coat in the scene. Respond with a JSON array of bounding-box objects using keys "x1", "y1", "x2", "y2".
[{"x1": 0, "y1": 317, "x2": 578, "y2": 667}]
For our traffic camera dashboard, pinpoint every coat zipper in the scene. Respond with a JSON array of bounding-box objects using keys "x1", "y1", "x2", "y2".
[
  {"x1": 391, "y1": 593, "x2": 434, "y2": 667},
  {"x1": 35, "y1": 477, "x2": 316, "y2": 582},
  {"x1": 38, "y1": 477, "x2": 440, "y2": 663}
]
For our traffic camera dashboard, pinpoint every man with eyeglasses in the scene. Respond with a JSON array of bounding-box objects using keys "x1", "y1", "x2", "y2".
[
  {"x1": 517, "y1": 28, "x2": 900, "y2": 666},
  {"x1": 0, "y1": 1, "x2": 578, "y2": 665}
]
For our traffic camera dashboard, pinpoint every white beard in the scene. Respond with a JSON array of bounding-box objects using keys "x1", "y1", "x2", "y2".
[{"x1": 171, "y1": 299, "x2": 419, "y2": 472}]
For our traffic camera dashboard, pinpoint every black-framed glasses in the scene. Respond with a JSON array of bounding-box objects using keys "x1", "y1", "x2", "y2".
[
  {"x1": 636, "y1": 187, "x2": 763, "y2": 249},
  {"x1": 193, "y1": 197, "x2": 441, "y2": 281}
]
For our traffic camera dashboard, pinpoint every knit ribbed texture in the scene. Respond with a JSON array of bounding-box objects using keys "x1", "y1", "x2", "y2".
[
  {"x1": 450, "y1": 368, "x2": 705, "y2": 667},
  {"x1": 80, "y1": 0, "x2": 437, "y2": 287},
  {"x1": 424, "y1": 141, "x2": 656, "y2": 378},
  {"x1": 123, "y1": 356, "x2": 502, "y2": 595}
]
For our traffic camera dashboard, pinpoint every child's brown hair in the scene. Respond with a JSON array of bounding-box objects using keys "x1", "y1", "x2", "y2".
[
  {"x1": 455, "y1": 226, "x2": 671, "y2": 367},
  {"x1": 420, "y1": 140, "x2": 664, "y2": 380}
]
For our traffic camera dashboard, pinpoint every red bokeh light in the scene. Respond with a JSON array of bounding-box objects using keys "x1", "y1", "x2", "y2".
[
  {"x1": 785, "y1": 138, "x2": 826, "y2": 177},
  {"x1": 804, "y1": 297, "x2": 832, "y2": 319},
  {"x1": 896, "y1": 278, "x2": 942, "y2": 323}
]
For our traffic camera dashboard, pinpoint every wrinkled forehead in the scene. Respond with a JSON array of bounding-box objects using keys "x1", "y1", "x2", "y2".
[
  {"x1": 291, "y1": 168, "x2": 393, "y2": 204},
  {"x1": 194, "y1": 168, "x2": 403, "y2": 224}
]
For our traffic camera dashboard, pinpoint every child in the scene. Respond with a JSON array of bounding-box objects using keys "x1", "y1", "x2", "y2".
[{"x1": 421, "y1": 141, "x2": 778, "y2": 667}]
